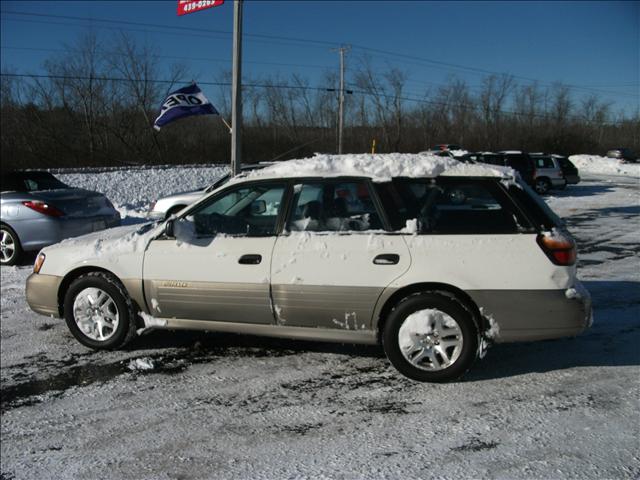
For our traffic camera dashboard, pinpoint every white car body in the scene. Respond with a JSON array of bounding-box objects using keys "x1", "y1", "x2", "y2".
[{"x1": 26, "y1": 153, "x2": 592, "y2": 380}]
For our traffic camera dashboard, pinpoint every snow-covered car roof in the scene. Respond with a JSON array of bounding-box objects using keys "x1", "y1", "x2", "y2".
[{"x1": 239, "y1": 153, "x2": 514, "y2": 183}]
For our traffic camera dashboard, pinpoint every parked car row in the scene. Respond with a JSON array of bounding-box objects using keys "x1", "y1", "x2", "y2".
[
  {"x1": 455, "y1": 151, "x2": 580, "y2": 194},
  {"x1": 606, "y1": 147, "x2": 638, "y2": 163},
  {"x1": 0, "y1": 171, "x2": 120, "y2": 265}
]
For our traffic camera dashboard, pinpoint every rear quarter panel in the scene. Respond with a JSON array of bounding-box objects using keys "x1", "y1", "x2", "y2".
[{"x1": 384, "y1": 234, "x2": 585, "y2": 339}]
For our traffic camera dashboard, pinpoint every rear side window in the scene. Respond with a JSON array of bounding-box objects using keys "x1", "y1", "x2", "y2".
[
  {"x1": 557, "y1": 158, "x2": 575, "y2": 170},
  {"x1": 376, "y1": 179, "x2": 529, "y2": 234},
  {"x1": 287, "y1": 180, "x2": 382, "y2": 232},
  {"x1": 534, "y1": 157, "x2": 555, "y2": 169},
  {"x1": 508, "y1": 181, "x2": 562, "y2": 230},
  {"x1": 504, "y1": 154, "x2": 533, "y2": 173}
]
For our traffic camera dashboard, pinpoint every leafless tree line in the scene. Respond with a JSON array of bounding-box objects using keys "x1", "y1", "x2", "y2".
[{"x1": 1, "y1": 33, "x2": 638, "y2": 171}]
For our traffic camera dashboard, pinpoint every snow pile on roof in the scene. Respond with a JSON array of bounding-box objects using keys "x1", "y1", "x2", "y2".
[
  {"x1": 245, "y1": 153, "x2": 513, "y2": 182},
  {"x1": 569, "y1": 155, "x2": 640, "y2": 177}
]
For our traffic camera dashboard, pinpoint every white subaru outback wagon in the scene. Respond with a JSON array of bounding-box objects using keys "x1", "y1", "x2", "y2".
[{"x1": 26, "y1": 154, "x2": 592, "y2": 382}]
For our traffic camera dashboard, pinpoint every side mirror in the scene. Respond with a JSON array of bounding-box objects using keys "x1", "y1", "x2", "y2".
[
  {"x1": 165, "y1": 219, "x2": 174, "y2": 238},
  {"x1": 250, "y1": 200, "x2": 267, "y2": 215}
]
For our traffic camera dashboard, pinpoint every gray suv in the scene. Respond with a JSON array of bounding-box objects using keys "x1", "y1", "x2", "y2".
[{"x1": 529, "y1": 154, "x2": 567, "y2": 194}]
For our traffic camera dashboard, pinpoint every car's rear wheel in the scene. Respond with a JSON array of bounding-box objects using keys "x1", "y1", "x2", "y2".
[
  {"x1": 534, "y1": 178, "x2": 551, "y2": 195},
  {"x1": 1, "y1": 225, "x2": 23, "y2": 266},
  {"x1": 383, "y1": 292, "x2": 478, "y2": 382},
  {"x1": 64, "y1": 272, "x2": 137, "y2": 349}
]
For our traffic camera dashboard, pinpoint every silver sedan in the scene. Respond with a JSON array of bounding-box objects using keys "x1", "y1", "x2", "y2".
[{"x1": 1, "y1": 171, "x2": 121, "y2": 265}]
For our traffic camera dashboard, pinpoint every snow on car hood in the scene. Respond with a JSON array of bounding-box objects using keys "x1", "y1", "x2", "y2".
[
  {"x1": 243, "y1": 152, "x2": 514, "y2": 182},
  {"x1": 42, "y1": 223, "x2": 161, "y2": 261}
]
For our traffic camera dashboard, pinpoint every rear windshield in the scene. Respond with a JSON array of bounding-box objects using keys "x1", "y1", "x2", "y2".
[
  {"x1": 2, "y1": 172, "x2": 68, "y2": 192},
  {"x1": 508, "y1": 181, "x2": 562, "y2": 230},
  {"x1": 504, "y1": 154, "x2": 533, "y2": 172},
  {"x1": 557, "y1": 158, "x2": 575, "y2": 169}
]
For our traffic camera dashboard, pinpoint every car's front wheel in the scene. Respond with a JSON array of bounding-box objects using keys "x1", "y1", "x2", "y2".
[
  {"x1": 64, "y1": 272, "x2": 138, "y2": 349},
  {"x1": 0, "y1": 225, "x2": 23, "y2": 266},
  {"x1": 383, "y1": 292, "x2": 478, "y2": 382}
]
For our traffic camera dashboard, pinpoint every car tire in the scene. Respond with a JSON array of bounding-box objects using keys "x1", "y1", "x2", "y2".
[
  {"x1": 165, "y1": 205, "x2": 186, "y2": 220},
  {"x1": 382, "y1": 292, "x2": 478, "y2": 382},
  {"x1": 64, "y1": 272, "x2": 138, "y2": 350},
  {"x1": 534, "y1": 178, "x2": 551, "y2": 195},
  {"x1": 1, "y1": 225, "x2": 23, "y2": 266}
]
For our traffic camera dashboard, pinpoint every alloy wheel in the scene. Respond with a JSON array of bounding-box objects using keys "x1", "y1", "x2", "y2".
[
  {"x1": 72, "y1": 287, "x2": 120, "y2": 341},
  {"x1": 397, "y1": 308, "x2": 464, "y2": 371},
  {"x1": 0, "y1": 229, "x2": 16, "y2": 264}
]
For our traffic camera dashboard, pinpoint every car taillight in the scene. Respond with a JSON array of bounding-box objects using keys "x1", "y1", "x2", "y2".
[
  {"x1": 537, "y1": 231, "x2": 576, "y2": 266},
  {"x1": 23, "y1": 201, "x2": 64, "y2": 217}
]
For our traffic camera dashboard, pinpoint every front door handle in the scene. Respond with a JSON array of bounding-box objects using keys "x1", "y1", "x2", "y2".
[
  {"x1": 238, "y1": 254, "x2": 262, "y2": 265},
  {"x1": 373, "y1": 254, "x2": 400, "y2": 265}
]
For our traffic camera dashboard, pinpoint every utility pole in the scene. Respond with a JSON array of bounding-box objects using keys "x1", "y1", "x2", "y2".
[
  {"x1": 332, "y1": 45, "x2": 350, "y2": 154},
  {"x1": 230, "y1": 0, "x2": 243, "y2": 176}
]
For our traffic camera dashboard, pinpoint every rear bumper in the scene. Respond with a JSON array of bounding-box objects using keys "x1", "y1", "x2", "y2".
[
  {"x1": 15, "y1": 213, "x2": 121, "y2": 252},
  {"x1": 564, "y1": 174, "x2": 580, "y2": 185},
  {"x1": 26, "y1": 273, "x2": 63, "y2": 317},
  {"x1": 469, "y1": 283, "x2": 592, "y2": 343}
]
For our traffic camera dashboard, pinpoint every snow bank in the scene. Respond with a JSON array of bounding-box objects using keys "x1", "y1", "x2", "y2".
[
  {"x1": 57, "y1": 165, "x2": 228, "y2": 215},
  {"x1": 569, "y1": 155, "x2": 640, "y2": 177},
  {"x1": 246, "y1": 153, "x2": 513, "y2": 182}
]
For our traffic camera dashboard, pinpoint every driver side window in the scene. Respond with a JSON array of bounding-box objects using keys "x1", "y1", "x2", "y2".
[{"x1": 185, "y1": 183, "x2": 286, "y2": 237}]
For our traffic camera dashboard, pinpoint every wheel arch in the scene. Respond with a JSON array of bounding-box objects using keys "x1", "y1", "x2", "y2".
[
  {"x1": 1, "y1": 221, "x2": 19, "y2": 237},
  {"x1": 57, "y1": 266, "x2": 138, "y2": 318},
  {"x1": 375, "y1": 282, "x2": 488, "y2": 340}
]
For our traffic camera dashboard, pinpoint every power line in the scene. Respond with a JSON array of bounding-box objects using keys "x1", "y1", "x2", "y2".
[
  {"x1": 0, "y1": 45, "x2": 334, "y2": 71},
  {"x1": 350, "y1": 45, "x2": 640, "y2": 100},
  {"x1": 1, "y1": 10, "x2": 342, "y2": 48},
  {"x1": 2, "y1": 9, "x2": 637, "y2": 100},
  {"x1": 0, "y1": 72, "x2": 336, "y2": 93},
  {"x1": 0, "y1": 10, "x2": 339, "y2": 50},
  {"x1": 0, "y1": 16, "x2": 332, "y2": 53},
  {"x1": 1, "y1": 72, "x2": 632, "y2": 125}
]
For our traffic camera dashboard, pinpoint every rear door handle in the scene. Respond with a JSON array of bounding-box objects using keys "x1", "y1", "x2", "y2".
[
  {"x1": 238, "y1": 254, "x2": 262, "y2": 265},
  {"x1": 373, "y1": 254, "x2": 400, "y2": 265}
]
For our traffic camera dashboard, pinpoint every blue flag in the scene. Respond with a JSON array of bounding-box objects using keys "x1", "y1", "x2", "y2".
[{"x1": 154, "y1": 83, "x2": 218, "y2": 130}]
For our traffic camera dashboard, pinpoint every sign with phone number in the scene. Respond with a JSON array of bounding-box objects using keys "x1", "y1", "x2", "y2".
[{"x1": 177, "y1": 0, "x2": 224, "y2": 16}]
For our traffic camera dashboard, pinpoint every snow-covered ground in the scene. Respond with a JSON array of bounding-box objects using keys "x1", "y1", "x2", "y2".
[{"x1": 1, "y1": 163, "x2": 639, "y2": 479}]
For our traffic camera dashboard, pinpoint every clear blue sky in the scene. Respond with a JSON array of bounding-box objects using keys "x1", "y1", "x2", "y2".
[{"x1": 1, "y1": 0, "x2": 638, "y2": 116}]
